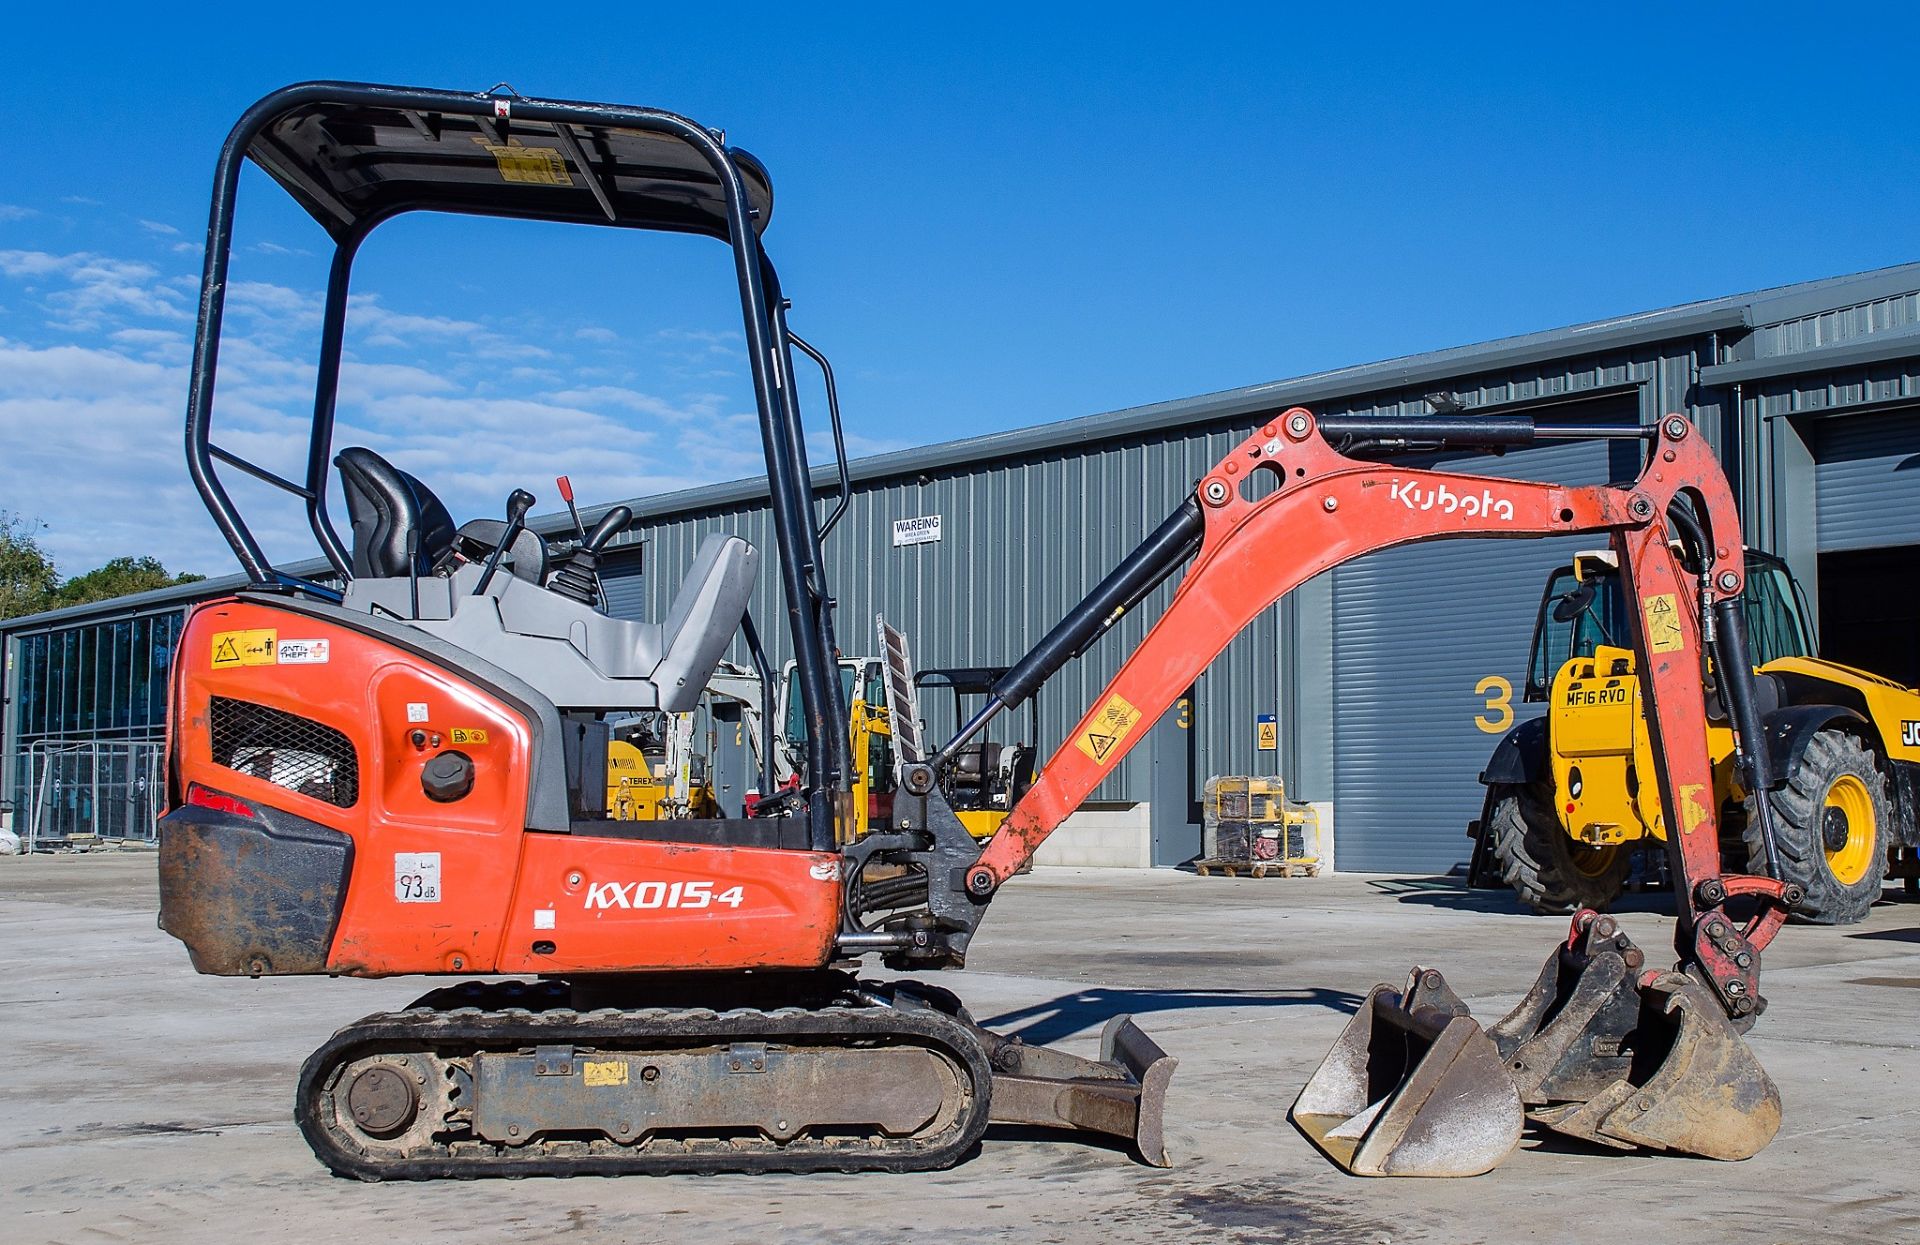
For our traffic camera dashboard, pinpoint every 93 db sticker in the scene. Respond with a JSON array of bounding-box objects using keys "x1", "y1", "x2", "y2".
[
  {"x1": 394, "y1": 852, "x2": 441, "y2": 903},
  {"x1": 1075, "y1": 692, "x2": 1143, "y2": 763}
]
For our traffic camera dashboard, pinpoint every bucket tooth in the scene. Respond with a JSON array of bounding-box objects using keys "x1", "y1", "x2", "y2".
[
  {"x1": 979, "y1": 1013, "x2": 1177, "y2": 1166},
  {"x1": 1291, "y1": 968, "x2": 1523, "y2": 1177}
]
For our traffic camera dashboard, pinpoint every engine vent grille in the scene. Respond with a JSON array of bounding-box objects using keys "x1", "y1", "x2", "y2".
[{"x1": 209, "y1": 696, "x2": 359, "y2": 808}]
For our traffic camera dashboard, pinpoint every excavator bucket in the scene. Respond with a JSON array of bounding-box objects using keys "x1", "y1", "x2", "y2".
[
  {"x1": 1298, "y1": 913, "x2": 1781, "y2": 1177},
  {"x1": 1291, "y1": 968, "x2": 1523, "y2": 1176},
  {"x1": 1487, "y1": 914, "x2": 1781, "y2": 1161},
  {"x1": 981, "y1": 1014, "x2": 1178, "y2": 1166}
]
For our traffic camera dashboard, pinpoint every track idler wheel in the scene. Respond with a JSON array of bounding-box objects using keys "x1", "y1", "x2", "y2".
[{"x1": 1291, "y1": 968, "x2": 1523, "y2": 1176}]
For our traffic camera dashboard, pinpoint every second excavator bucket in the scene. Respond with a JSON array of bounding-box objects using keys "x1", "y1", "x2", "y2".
[
  {"x1": 1291, "y1": 968, "x2": 1523, "y2": 1176},
  {"x1": 1487, "y1": 913, "x2": 1781, "y2": 1162}
]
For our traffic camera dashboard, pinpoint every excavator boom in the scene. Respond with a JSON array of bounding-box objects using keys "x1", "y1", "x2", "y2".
[{"x1": 929, "y1": 407, "x2": 1793, "y2": 1171}]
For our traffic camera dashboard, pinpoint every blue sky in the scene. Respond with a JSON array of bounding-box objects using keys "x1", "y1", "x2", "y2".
[{"x1": 3, "y1": 4, "x2": 1916, "y2": 576}]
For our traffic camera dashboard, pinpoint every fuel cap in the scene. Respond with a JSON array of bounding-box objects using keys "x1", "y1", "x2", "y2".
[{"x1": 422, "y1": 750, "x2": 475, "y2": 802}]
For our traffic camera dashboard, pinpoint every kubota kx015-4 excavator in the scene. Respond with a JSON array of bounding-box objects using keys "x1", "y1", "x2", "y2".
[{"x1": 159, "y1": 82, "x2": 1796, "y2": 1180}]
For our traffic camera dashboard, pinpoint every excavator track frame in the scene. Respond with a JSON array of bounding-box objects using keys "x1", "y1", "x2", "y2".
[{"x1": 297, "y1": 984, "x2": 995, "y2": 1180}]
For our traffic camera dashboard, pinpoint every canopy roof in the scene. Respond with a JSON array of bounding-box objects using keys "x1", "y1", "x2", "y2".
[{"x1": 242, "y1": 84, "x2": 774, "y2": 242}]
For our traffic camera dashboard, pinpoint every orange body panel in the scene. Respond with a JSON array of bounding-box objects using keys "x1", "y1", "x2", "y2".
[{"x1": 173, "y1": 598, "x2": 841, "y2": 977}]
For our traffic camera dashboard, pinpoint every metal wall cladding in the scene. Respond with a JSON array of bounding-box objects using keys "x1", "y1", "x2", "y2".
[
  {"x1": 1812, "y1": 406, "x2": 1920, "y2": 552},
  {"x1": 1328, "y1": 438, "x2": 1613, "y2": 875},
  {"x1": 599, "y1": 549, "x2": 649, "y2": 620},
  {"x1": 611, "y1": 426, "x2": 1286, "y2": 801},
  {"x1": 608, "y1": 348, "x2": 1675, "y2": 825}
]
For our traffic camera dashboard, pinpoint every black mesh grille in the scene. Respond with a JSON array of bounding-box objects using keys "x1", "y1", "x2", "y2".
[{"x1": 209, "y1": 696, "x2": 359, "y2": 808}]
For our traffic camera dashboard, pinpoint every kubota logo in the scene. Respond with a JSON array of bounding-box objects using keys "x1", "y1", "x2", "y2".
[
  {"x1": 584, "y1": 880, "x2": 745, "y2": 910},
  {"x1": 1389, "y1": 480, "x2": 1516, "y2": 522}
]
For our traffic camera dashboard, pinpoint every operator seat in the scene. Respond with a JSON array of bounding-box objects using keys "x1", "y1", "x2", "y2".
[{"x1": 335, "y1": 447, "x2": 457, "y2": 578}]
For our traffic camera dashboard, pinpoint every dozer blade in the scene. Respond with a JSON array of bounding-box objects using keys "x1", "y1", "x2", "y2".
[
  {"x1": 1488, "y1": 914, "x2": 1781, "y2": 1162},
  {"x1": 1291, "y1": 968, "x2": 1523, "y2": 1177},
  {"x1": 978, "y1": 1014, "x2": 1178, "y2": 1166}
]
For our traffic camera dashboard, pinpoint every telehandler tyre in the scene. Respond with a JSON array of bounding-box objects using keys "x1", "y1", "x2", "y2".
[
  {"x1": 1487, "y1": 775, "x2": 1630, "y2": 914},
  {"x1": 1746, "y1": 728, "x2": 1889, "y2": 925}
]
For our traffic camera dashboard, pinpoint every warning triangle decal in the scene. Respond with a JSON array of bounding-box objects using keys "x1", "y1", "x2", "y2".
[
  {"x1": 213, "y1": 638, "x2": 239, "y2": 662},
  {"x1": 1087, "y1": 733, "x2": 1116, "y2": 760}
]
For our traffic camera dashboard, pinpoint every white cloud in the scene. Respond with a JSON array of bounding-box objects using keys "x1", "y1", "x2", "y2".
[
  {"x1": 0, "y1": 238, "x2": 831, "y2": 578},
  {"x1": 139, "y1": 219, "x2": 180, "y2": 236},
  {"x1": 0, "y1": 248, "x2": 190, "y2": 330},
  {"x1": 0, "y1": 204, "x2": 35, "y2": 223}
]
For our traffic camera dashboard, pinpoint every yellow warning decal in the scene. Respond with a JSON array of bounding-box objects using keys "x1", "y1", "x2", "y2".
[
  {"x1": 1642, "y1": 594, "x2": 1685, "y2": 654},
  {"x1": 1677, "y1": 783, "x2": 1710, "y2": 835},
  {"x1": 450, "y1": 727, "x2": 490, "y2": 746},
  {"x1": 1076, "y1": 693, "x2": 1144, "y2": 764},
  {"x1": 211, "y1": 629, "x2": 277, "y2": 669},
  {"x1": 583, "y1": 1061, "x2": 629, "y2": 1087},
  {"x1": 471, "y1": 136, "x2": 572, "y2": 187}
]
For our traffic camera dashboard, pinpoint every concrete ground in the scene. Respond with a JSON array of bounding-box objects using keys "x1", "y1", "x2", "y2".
[{"x1": 5, "y1": 855, "x2": 1919, "y2": 1245}]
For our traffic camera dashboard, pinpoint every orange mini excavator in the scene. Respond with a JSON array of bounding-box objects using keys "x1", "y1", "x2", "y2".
[{"x1": 160, "y1": 82, "x2": 1796, "y2": 1180}]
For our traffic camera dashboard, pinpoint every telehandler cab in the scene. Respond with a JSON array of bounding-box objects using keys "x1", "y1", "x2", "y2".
[
  {"x1": 160, "y1": 81, "x2": 1798, "y2": 1180},
  {"x1": 1473, "y1": 546, "x2": 1920, "y2": 922}
]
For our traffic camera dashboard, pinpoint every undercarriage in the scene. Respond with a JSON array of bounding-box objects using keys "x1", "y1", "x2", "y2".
[{"x1": 297, "y1": 974, "x2": 1171, "y2": 1180}]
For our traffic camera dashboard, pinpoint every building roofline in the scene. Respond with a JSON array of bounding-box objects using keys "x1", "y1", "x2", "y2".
[
  {"x1": 536, "y1": 261, "x2": 1920, "y2": 541},
  {"x1": 0, "y1": 558, "x2": 334, "y2": 634},
  {"x1": 16, "y1": 261, "x2": 1917, "y2": 628}
]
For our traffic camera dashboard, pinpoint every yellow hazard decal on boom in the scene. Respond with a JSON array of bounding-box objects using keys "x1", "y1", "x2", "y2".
[
  {"x1": 1076, "y1": 693, "x2": 1143, "y2": 764},
  {"x1": 211, "y1": 629, "x2": 277, "y2": 668},
  {"x1": 1642, "y1": 594, "x2": 1685, "y2": 654}
]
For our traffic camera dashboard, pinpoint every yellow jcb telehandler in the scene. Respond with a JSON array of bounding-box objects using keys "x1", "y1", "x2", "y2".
[{"x1": 1472, "y1": 547, "x2": 1920, "y2": 923}]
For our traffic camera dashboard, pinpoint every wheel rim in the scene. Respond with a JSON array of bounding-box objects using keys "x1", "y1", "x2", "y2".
[
  {"x1": 1822, "y1": 774, "x2": 1876, "y2": 887},
  {"x1": 1570, "y1": 843, "x2": 1620, "y2": 879}
]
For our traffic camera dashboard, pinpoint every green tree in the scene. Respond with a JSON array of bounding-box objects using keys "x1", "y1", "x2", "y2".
[
  {"x1": 56, "y1": 556, "x2": 205, "y2": 608},
  {"x1": 0, "y1": 511, "x2": 59, "y2": 621}
]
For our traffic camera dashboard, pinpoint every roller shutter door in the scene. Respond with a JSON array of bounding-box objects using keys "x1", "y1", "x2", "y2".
[
  {"x1": 600, "y1": 549, "x2": 648, "y2": 620},
  {"x1": 1814, "y1": 408, "x2": 1920, "y2": 552},
  {"x1": 1331, "y1": 439, "x2": 1615, "y2": 874}
]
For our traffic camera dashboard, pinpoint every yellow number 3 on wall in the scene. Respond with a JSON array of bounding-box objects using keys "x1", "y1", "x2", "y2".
[{"x1": 1474, "y1": 675, "x2": 1514, "y2": 734}]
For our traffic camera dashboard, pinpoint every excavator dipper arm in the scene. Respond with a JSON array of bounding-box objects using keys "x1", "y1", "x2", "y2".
[{"x1": 970, "y1": 408, "x2": 1791, "y2": 1017}]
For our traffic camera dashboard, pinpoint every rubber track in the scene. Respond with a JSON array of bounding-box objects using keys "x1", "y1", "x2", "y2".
[{"x1": 296, "y1": 995, "x2": 993, "y2": 1180}]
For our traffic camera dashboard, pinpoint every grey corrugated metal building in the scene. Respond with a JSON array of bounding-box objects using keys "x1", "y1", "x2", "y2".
[{"x1": 6, "y1": 263, "x2": 1919, "y2": 870}]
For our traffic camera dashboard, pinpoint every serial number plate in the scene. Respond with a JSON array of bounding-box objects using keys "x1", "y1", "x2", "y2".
[{"x1": 395, "y1": 852, "x2": 442, "y2": 903}]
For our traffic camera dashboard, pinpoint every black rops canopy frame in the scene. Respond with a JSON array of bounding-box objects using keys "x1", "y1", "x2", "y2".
[{"x1": 181, "y1": 81, "x2": 851, "y2": 840}]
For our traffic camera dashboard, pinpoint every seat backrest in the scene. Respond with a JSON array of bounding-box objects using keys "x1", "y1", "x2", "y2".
[
  {"x1": 336, "y1": 447, "x2": 457, "y2": 578},
  {"x1": 654, "y1": 534, "x2": 759, "y2": 713}
]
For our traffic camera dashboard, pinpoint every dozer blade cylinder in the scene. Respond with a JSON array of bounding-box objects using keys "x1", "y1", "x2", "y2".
[
  {"x1": 980, "y1": 1014, "x2": 1178, "y2": 1166},
  {"x1": 1291, "y1": 970, "x2": 1523, "y2": 1177}
]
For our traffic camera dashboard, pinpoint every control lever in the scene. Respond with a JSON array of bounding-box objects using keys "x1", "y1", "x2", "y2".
[
  {"x1": 582, "y1": 505, "x2": 631, "y2": 553},
  {"x1": 546, "y1": 504, "x2": 633, "y2": 608},
  {"x1": 472, "y1": 489, "x2": 535, "y2": 596}
]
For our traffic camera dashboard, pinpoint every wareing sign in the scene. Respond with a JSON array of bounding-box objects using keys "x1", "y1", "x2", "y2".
[{"x1": 892, "y1": 514, "x2": 943, "y2": 547}]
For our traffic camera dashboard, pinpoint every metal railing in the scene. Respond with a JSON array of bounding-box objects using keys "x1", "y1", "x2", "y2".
[{"x1": 23, "y1": 740, "x2": 165, "y2": 851}]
